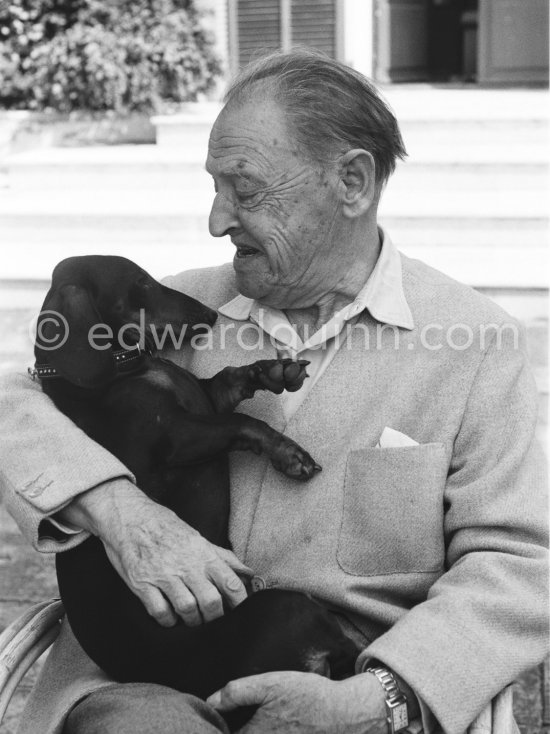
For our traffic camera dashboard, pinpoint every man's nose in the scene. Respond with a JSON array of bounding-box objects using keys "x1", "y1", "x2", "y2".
[{"x1": 209, "y1": 192, "x2": 240, "y2": 238}]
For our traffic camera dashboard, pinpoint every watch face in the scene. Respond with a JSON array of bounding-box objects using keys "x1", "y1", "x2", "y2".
[{"x1": 391, "y1": 702, "x2": 409, "y2": 730}]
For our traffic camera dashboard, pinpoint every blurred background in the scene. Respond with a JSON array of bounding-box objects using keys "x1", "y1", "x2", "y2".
[{"x1": 0, "y1": 1, "x2": 548, "y2": 732}]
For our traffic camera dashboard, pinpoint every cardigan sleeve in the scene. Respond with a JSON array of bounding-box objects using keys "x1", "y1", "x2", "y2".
[
  {"x1": 365, "y1": 325, "x2": 549, "y2": 734},
  {"x1": 0, "y1": 372, "x2": 136, "y2": 552}
]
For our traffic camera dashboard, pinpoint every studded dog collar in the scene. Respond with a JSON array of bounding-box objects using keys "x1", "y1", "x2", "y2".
[{"x1": 28, "y1": 345, "x2": 150, "y2": 381}]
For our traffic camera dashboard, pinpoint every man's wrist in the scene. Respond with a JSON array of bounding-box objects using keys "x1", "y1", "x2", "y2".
[
  {"x1": 56, "y1": 478, "x2": 143, "y2": 536},
  {"x1": 365, "y1": 666, "x2": 409, "y2": 733},
  {"x1": 356, "y1": 654, "x2": 420, "y2": 721},
  {"x1": 342, "y1": 672, "x2": 387, "y2": 732}
]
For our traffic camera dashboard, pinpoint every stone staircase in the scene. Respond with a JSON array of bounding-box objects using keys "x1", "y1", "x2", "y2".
[
  {"x1": 382, "y1": 87, "x2": 548, "y2": 292},
  {"x1": 0, "y1": 88, "x2": 548, "y2": 285}
]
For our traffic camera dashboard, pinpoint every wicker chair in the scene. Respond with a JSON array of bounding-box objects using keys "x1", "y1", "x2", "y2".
[{"x1": 0, "y1": 599, "x2": 64, "y2": 726}]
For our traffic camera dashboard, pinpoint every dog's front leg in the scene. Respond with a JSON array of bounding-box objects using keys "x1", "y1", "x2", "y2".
[
  {"x1": 166, "y1": 412, "x2": 320, "y2": 480},
  {"x1": 201, "y1": 359, "x2": 310, "y2": 413}
]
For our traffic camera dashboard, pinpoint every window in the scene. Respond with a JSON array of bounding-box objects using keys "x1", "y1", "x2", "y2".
[{"x1": 230, "y1": 0, "x2": 338, "y2": 71}]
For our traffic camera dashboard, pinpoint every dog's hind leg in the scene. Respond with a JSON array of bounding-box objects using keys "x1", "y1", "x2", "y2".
[{"x1": 165, "y1": 412, "x2": 321, "y2": 480}]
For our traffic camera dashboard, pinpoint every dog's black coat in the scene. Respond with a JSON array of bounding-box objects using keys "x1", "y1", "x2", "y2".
[{"x1": 35, "y1": 256, "x2": 358, "y2": 712}]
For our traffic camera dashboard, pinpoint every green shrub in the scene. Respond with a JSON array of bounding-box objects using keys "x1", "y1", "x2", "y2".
[{"x1": 0, "y1": 0, "x2": 222, "y2": 112}]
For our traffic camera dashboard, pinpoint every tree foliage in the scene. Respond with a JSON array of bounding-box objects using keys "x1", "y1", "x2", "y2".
[{"x1": 0, "y1": 0, "x2": 222, "y2": 112}]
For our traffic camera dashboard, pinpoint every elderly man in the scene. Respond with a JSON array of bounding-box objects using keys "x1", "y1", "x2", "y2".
[{"x1": 0, "y1": 51, "x2": 547, "y2": 734}]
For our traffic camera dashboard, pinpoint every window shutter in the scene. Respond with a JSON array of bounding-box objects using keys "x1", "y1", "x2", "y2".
[
  {"x1": 291, "y1": 0, "x2": 336, "y2": 57},
  {"x1": 233, "y1": 0, "x2": 337, "y2": 72},
  {"x1": 237, "y1": 0, "x2": 281, "y2": 69}
]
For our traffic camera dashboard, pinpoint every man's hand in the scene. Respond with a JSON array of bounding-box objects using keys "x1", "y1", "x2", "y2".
[
  {"x1": 207, "y1": 671, "x2": 387, "y2": 734},
  {"x1": 59, "y1": 479, "x2": 252, "y2": 627}
]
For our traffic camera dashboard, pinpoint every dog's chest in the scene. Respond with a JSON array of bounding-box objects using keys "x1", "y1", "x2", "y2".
[{"x1": 143, "y1": 360, "x2": 214, "y2": 415}]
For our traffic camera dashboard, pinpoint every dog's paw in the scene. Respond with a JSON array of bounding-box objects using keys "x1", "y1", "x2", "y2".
[
  {"x1": 249, "y1": 359, "x2": 310, "y2": 395},
  {"x1": 271, "y1": 437, "x2": 322, "y2": 480}
]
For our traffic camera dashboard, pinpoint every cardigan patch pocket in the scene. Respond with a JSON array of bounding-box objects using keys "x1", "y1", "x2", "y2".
[{"x1": 337, "y1": 443, "x2": 447, "y2": 576}]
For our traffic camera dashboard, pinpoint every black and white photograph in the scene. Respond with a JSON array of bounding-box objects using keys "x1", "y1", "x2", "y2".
[{"x1": 0, "y1": 1, "x2": 548, "y2": 733}]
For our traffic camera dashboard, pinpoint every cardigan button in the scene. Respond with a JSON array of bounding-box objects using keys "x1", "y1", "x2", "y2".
[{"x1": 250, "y1": 576, "x2": 266, "y2": 592}]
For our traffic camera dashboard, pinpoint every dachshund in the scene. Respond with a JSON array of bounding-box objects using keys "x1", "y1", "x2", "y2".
[{"x1": 31, "y1": 255, "x2": 359, "y2": 724}]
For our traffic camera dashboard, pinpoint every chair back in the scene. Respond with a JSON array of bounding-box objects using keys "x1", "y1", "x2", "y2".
[{"x1": 0, "y1": 598, "x2": 64, "y2": 724}]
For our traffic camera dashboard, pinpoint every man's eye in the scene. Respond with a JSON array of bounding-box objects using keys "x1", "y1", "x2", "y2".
[{"x1": 236, "y1": 190, "x2": 260, "y2": 203}]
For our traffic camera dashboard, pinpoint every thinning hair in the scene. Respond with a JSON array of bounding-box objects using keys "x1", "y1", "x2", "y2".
[{"x1": 224, "y1": 49, "x2": 407, "y2": 187}]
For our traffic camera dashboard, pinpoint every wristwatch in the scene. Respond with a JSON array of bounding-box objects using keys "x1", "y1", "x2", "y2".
[{"x1": 365, "y1": 665, "x2": 409, "y2": 733}]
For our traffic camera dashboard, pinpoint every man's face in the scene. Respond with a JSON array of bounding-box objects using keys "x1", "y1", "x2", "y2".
[{"x1": 206, "y1": 97, "x2": 345, "y2": 309}]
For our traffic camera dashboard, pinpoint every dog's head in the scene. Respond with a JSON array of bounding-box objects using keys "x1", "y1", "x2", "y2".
[{"x1": 34, "y1": 255, "x2": 218, "y2": 389}]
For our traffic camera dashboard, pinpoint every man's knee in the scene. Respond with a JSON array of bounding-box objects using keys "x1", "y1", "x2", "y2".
[{"x1": 63, "y1": 682, "x2": 229, "y2": 734}]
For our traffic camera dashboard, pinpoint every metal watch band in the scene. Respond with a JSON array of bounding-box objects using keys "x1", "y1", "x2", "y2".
[{"x1": 365, "y1": 665, "x2": 409, "y2": 734}]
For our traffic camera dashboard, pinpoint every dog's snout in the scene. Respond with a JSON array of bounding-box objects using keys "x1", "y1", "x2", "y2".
[
  {"x1": 205, "y1": 308, "x2": 218, "y2": 327},
  {"x1": 193, "y1": 308, "x2": 217, "y2": 336}
]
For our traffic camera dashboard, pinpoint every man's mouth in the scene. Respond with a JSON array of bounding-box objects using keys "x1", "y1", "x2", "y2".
[{"x1": 234, "y1": 244, "x2": 260, "y2": 259}]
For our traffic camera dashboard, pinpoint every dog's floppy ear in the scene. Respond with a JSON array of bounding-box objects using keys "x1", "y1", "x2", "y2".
[{"x1": 37, "y1": 283, "x2": 116, "y2": 388}]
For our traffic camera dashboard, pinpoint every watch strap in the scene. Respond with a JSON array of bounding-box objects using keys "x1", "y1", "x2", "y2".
[{"x1": 365, "y1": 665, "x2": 409, "y2": 733}]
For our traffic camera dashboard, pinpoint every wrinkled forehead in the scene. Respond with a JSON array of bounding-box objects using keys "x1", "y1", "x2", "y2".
[{"x1": 206, "y1": 96, "x2": 301, "y2": 175}]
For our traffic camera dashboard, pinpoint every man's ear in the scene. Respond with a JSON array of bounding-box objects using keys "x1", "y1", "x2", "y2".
[{"x1": 337, "y1": 149, "x2": 376, "y2": 218}]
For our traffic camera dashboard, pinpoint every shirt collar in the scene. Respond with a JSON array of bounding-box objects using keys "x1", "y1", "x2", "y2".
[{"x1": 218, "y1": 228, "x2": 414, "y2": 331}]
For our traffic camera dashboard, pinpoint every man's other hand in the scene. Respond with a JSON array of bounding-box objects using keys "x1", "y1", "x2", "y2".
[
  {"x1": 207, "y1": 671, "x2": 387, "y2": 734},
  {"x1": 59, "y1": 480, "x2": 252, "y2": 627}
]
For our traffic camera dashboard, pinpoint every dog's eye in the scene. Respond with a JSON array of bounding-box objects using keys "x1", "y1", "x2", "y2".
[
  {"x1": 129, "y1": 278, "x2": 152, "y2": 307},
  {"x1": 135, "y1": 274, "x2": 151, "y2": 288}
]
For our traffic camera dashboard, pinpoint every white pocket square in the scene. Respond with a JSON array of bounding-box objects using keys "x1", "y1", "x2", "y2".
[{"x1": 377, "y1": 427, "x2": 419, "y2": 448}]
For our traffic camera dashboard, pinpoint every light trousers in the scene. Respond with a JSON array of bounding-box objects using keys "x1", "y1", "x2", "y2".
[{"x1": 62, "y1": 682, "x2": 230, "y2": 734}]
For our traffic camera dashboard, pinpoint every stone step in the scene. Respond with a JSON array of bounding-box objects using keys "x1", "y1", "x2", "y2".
[
  {"x1": 0, "y1": 281, "x2": 546, "y2": 360},
  {"x1": 4, "y1": 144, "x2": 208, "y2": 173},
  {"x1": 0, "y1": 213, "x2": 546, "y2": 254},
  {"x1": 404, "y1": 142, "x2": 546, "y2": 165},
  {"x1": 395, "y1": 244, "x2": 548, "y2": 290},
  {"x1": 380, "y1": 86, "x2": 549, "y2": 121},
  {"x1": 107, "y1": 125, "x2": 550, "y2": 156},
  {"x1": 3, "y1": 160, "x2": 548, "y2": 193},
  {"x1": 0, "y1": 186, "x2": 546, "y2": 219},
  {"x1": 388, "y1": 164, "x2": 548, "y2": 192},
  {"x1": 379, "y1": 188, "x2": 547, "y2": 218},
  {"x1": 399, "y1": 117, "x2": 548, "y2": 135},
  {"x1": 4, "y1": 135, "x2": 547, "y2": 177},
  {"x1": 3, "y1": 282, "x2": 544, "y2": 321},
  {"x1": 380, "y1": 218, "x2": 548, "y2": 248},
  {"x1": 0, "y1": 238, "x2": 547, "y2": 289},
  {"x1": 151, "y1": 90, "x2": 549, "y2": 143},
  {"x1": 152, "y1": 89, "x2": 549, "y2": 123},
  {"x1": 0, "y1": 219, "x2": 547, "y2": 263}
]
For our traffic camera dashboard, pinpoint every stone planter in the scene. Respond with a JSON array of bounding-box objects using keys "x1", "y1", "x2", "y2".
[
  {"x1": 0, "y1": 111, "x2": 156, "y2": 157},
  {"x1": 0, "y1": 104, "x2": 223, "y2": 158},
  {"x1": 0, "y1": 111, "x2": 33, "y2": 159}
]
